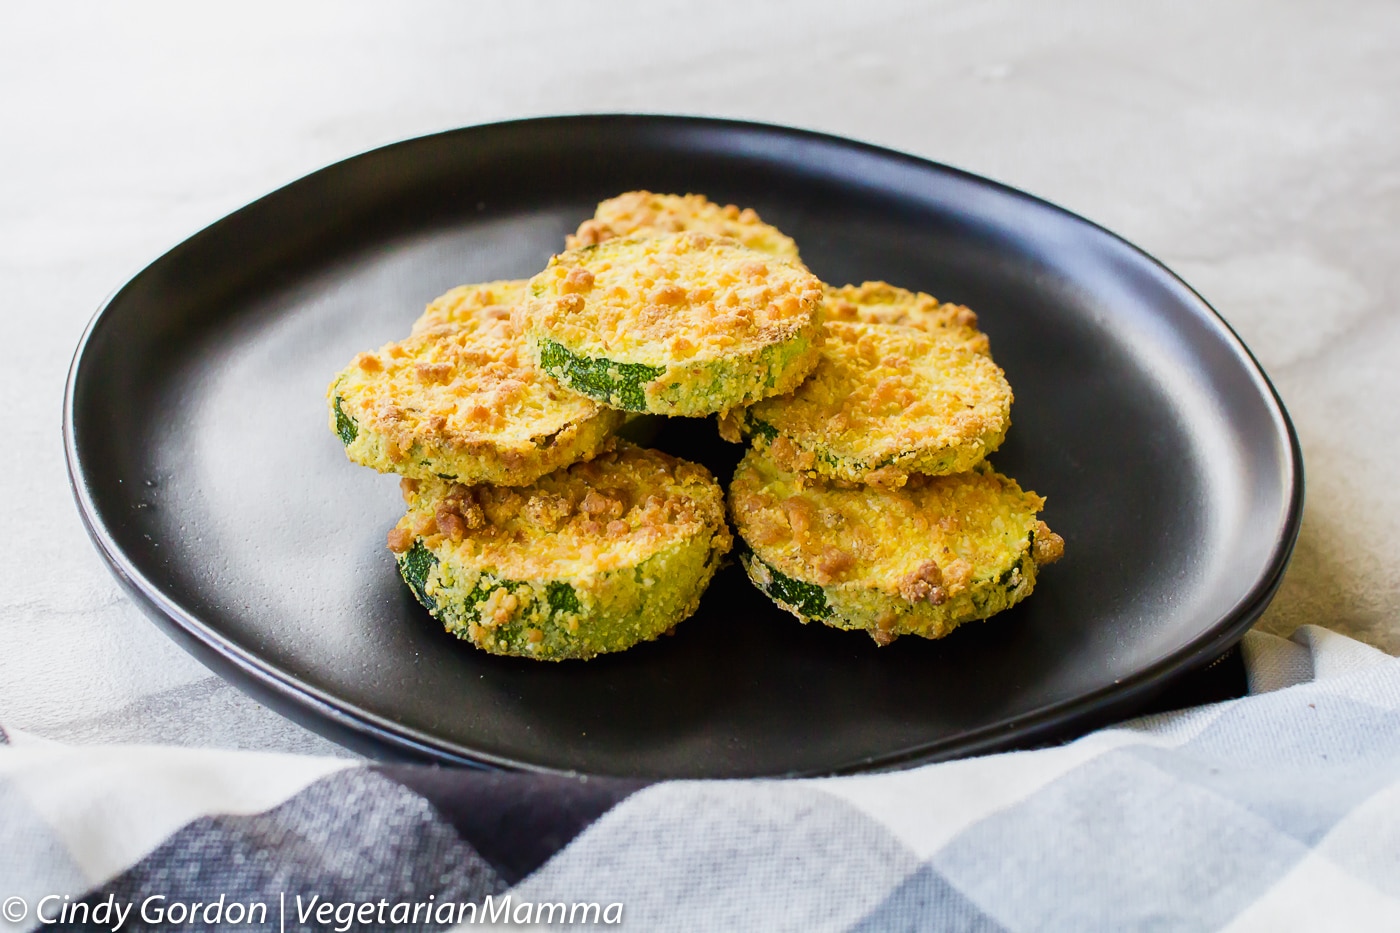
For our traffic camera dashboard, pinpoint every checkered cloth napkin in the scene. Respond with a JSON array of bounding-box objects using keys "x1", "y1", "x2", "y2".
[{"x1": 2, "y1": 625, "x2": 1398, "y2": 932}]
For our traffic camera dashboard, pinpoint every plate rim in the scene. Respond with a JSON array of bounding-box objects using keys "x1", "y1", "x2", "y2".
[{"x1": 62, "y1": 113, "x2": 1305, "y2": 777}]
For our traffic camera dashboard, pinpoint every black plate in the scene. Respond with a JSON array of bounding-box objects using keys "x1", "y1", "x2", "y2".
[{"x1": 64, "y1": 116, "x2": 1301, "y2": 779}]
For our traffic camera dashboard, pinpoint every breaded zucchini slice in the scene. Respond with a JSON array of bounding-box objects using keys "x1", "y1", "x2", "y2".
[
  {"x1": 719, "y1": 320, "x2": 1011, "y2": 487},
  {"x1": 824, "y1": 281, "x2": 990, "y2": 356},
  {"x1": 410, "y1": 279, "x2": 528, "y2": 336},
  {"x1": 567, "y1": 191, "x2": 801, "y2": 260},
  {"x1": 518, "y1": 232, "x2": 823, "y2": 416},
  {"x1": 387, "y1": 444, "x2": 733, "y2": 660},
  {"x1": 728, "y1": 448, "x2": 1064, "y2": 644},
  {"x1": 328, "y1": 308, "x2": 626, "y2": 486}
]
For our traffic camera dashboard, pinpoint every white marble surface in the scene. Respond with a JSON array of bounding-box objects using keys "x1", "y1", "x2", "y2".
[{"x1": 2, "y1": 1, "x2": 1396, "y2": 754}]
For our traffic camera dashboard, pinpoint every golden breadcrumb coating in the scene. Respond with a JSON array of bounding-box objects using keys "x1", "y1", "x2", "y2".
[
  {"x1": 390, "y1": 444, "x2": 732, "y2": 660},
  {"x1": 567, "y1": 191, "x2": 801, "y2": 260},
  {"x1": 329, "y1": 293, "x2": 625, "y2": 486},
  {"x1": 518, "y1": 232, "x2": 823, "y2": 416},
  {"x1": 729, "y1": 447, "x2": 1063, "y2": 644},
  {"x1": 721, "y1": 320, "x2": 1011, "y2": 486},
  {"x1": 823, "y1": 281, "x2": 990, "y2": 355}
]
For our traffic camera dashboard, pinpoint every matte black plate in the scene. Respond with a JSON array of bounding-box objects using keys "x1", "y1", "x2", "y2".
[{"x1": 65, "y1": 116, "x2": 1301, "y2": 778}]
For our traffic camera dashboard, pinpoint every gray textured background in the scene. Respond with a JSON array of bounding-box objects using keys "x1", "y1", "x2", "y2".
[{"x1": 2, "y1": 1, "x2": 1396, "y2": 754}]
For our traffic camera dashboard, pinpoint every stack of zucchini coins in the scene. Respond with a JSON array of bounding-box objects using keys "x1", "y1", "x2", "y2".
[
  {"x1": 561, "y1": 192, "x2": 1065, "y2": 646},
  {"x1": 329, "y1": 191, "x2": 1063, "y2": 658},
  {"x1": 329, "y1": 197, "x2": 821, "y2": 660}
]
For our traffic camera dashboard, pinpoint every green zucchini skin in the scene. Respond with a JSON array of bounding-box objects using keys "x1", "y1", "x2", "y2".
[
  {"x1": 739, "y1": 549, "x2": 1037, "y2": 642},
  {"x1": 522, "y1": 233, "x2": 824, "y2": 417},
  {"x1": 333, "y1": 395, "x2": 358, "y2": 445},
  {"x1": 737, "y1": 548, "x2": 832, "y2": 620},
  {"x1": 740, "y1": 409, "x2": 999, "y2": 482},
  {"x1": 537, "y1": 339, "x2": 664, "y2": 412},
  {"x1": 396, "y1": 529, "x2": 726, "y2": 661},
  {"x1": 531, "y1": 332, "x2": 818, "y2": 417},
  {"x1": 399, "y1": 541, "x2": 438, "y2": 610}
]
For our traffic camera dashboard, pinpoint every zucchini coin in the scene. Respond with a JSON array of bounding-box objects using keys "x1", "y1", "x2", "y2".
[
  {"x1": 328, "y1": 304, "x2": 625, "y2": 486},
  {"x1": 388, "y1": 444, "x2": 733, "y2": 660},
  {"x1": 519, "y1": 232, "x2": 823, "y2": 416},
  {"x1": 721, "y1": 319, "x2": 1011, "y2": 487},
  {"x1": 728, "y1": 447, "x2": 1064, "y2": 644}
]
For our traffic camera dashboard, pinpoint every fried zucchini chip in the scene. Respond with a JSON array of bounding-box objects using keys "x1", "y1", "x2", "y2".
[
  {"x1": 728, "y1": 447, "x2": 1063, "y2": 644},
  {"x1": 823, "y1": 281, "x2": 990, "y2": 355},
  {"x1": 329, "y1": 294, "x2": 625, "y2": 486},
  {"x1": 567, "y1": 190, "x2": 801, "y2": 260},
  {"x1": 519, "y1": 232, "x2": 823, "y2": 416},
  {"x1": 721, "y1": 320, "x2": 1011, "y2": 486},
  {"x1": 389, "y1": 444, "x2": 732, "y2": 660}
]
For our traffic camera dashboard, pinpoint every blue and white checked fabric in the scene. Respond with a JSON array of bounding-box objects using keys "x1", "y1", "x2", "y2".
[{"x1": 2, "y1": 624, "x2": 1397, "y2": 932}]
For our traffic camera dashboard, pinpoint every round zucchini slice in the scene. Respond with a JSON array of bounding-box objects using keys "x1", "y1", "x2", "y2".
[
  {"x1": 720, "y1": 320, "x2": 1012, "y2": 486},
  {"x1": 823, "y1": 281, "x2": 990, "y2": 356},
  {"x1": 728, "y1": 447, "x2": 1064, "y2": 644},
  {"x1": 328, "y1": 306, "x2": 626, "y2": 486},
  {"x1": 410, "y1": 279, "x2": 528, "y2": 335},
  {"x1": 519, "y1": 232, "x2": 823, "y2": 416},
  {"x1": 388, "y1": 444, "x2": 733, "y2": 660},
  {"x1": 567, "y1": 191, "x2": 801, "y2": 260}
]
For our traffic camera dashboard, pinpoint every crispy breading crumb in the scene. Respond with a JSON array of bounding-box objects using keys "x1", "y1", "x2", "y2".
[
  {"x1": 386, "y1": 527, "x2": 414, "y2": 553},
  {"x1": 480, "y1": 588, "x2": 521, "y2": 627},
  {"x1": 898, "y1": 560, "x2": 947, "y2": 605},
  {"x1": 1033, "y1": 521, "x2": 1066, "y2": 564}
]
